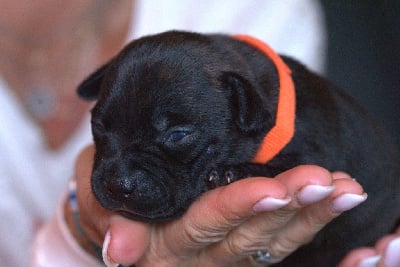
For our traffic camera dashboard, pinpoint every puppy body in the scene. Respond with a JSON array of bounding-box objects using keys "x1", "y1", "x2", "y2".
[{"x1": 78, "y1": 31, "x2": 400, "y2": 266}]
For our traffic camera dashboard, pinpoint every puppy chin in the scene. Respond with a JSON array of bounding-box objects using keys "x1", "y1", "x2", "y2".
[
  {"x1": 117, "y1": 208, "x2": 186, "y2": 222},
  {"x1": 93, "y1": 183, "x2": 188, "y2": 222}
]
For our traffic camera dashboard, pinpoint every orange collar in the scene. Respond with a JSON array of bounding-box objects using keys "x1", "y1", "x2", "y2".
[{"x1": 234, "y1": 35, "x2": 296, "y2": 164}]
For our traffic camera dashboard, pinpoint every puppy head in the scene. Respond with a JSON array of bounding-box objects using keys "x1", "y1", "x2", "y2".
[{"x1": 78, "y1": 31, "x2": 278, "y2": 222}]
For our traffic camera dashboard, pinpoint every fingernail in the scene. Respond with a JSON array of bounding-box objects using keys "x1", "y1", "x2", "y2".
[
  {"x1": 253, "y1": 197, "x2": 291, "y2": 213},
  {"x1": 102, "y1": 229, "x2": 119, "y2": 267},
  {"x1": 384, "y1": 237, "x2": 400, "y2": 267},
  {"x1": 297, "y1": 185, "x2": 335, "y2": 205},
  {"x1": 331, "y1": 193, "x2": 368, "y2": 213},
  {"x1": 357, "y1": 255, "x2": 380, "y2": 267}
]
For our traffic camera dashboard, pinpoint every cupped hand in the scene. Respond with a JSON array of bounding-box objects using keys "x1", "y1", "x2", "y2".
[{"x1": 72, "y1": 145, "x2": 367, "y2": 266}]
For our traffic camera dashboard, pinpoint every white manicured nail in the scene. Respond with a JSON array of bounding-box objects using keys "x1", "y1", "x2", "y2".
[
  {"x1": 102, "y1": 229, "x2": 119, "y2": 267},
  {"x1": 357, "y1": 255, "x2": 380, "y2": 267},
  {"x1": 331, "y1": 193, "x2": 368, "y2": 213},
  {"x1": 297, "y1": 185, "x2": 335, "y2": 205},
  {"x1": 384, "y1": 237, "x2": 400, "y2": 267},
  {"x1": 253, "y1": 197, "x2": 291, "y2": 212}
]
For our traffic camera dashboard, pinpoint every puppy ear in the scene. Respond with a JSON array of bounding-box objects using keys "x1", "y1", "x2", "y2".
[
  {"x1": 221, "y1": 72, "x2": 272, "y2": 133},
  {"x1": 77, "y1": 62, "x2": 109, "y2": 100}
]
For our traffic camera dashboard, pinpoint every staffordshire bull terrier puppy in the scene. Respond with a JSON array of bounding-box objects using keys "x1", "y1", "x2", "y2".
[{"x1": 77, "y1": 31, "x2": 400, "y2": 266}]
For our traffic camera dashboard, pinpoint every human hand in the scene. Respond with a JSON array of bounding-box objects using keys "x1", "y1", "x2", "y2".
[
  {"x1": 339, "y1": 227, "x2": 400, "y2": 267},
  {"x1": 70, "y1": 145, "x2": 367, "y2": 266}
]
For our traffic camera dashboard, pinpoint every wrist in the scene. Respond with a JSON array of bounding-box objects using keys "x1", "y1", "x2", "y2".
[
  {"x1": 31, "y1": 182, "x2": 102, "y2": 266},
  {"x1": 64, "y1": 180, "x2": 103, "y2": 260}
]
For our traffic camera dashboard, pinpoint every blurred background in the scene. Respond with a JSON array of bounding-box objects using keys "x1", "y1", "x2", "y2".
[{"x1": 321, "y1": 0, "x2": 400, "y2": 147}]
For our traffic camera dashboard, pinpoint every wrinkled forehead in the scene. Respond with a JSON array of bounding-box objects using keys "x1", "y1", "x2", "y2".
[
  {"x1": 128, "y1": 61, "x2": 212, "y2": 109},
  {"x1": 94, "y1": 53, "x2": 225, "y2": 129}
]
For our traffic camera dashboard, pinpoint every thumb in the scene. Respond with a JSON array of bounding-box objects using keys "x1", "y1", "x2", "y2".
[{"x1": 105, "y1": 215, "x2": 151, "y2": 266}]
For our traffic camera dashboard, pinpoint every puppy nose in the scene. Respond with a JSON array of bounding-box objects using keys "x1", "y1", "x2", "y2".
[
  {"x1": 106, "y1": 169, "x2": 169, "y2": 216},
  {"x1": 107, "y1": 170, "x2": 145, "y2": 201}
]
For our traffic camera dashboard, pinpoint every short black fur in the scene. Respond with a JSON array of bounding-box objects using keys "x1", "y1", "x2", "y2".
[{"x1": 77, "y1": 31, "x2": 400, "y2": 266}]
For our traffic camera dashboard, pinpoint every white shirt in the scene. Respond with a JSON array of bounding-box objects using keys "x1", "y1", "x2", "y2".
[{"x1": 0, "y1": 1, "x2": 326, "y2": 266}]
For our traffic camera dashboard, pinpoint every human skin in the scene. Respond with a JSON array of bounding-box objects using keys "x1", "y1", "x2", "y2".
[
  {"x1": 69, "y1": 145, "x2": 369, "y2": 266},
  {"x1": 339, "y1": 228, "x2": 400, "y2": 267}
]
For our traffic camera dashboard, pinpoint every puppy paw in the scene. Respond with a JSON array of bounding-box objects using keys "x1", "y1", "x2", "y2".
[{"x1": 207, "y1": 169, "x2": 237, "y2": 189}]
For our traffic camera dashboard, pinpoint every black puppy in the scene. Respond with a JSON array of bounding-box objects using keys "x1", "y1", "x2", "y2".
[{"x1": 78, "y1": 31, "x2": 400, "y2": 266}]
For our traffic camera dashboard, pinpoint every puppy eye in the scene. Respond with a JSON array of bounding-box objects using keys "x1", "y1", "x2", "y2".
[
  {"x1": 92, "y1": 121, "x2": 103, "y2": 129},
  {"x1": 91, "y1": 120, "x2": 106, "y2": 135},
  {"x1": 167, "y1": 130, "x2": 189, "y2": 143}
]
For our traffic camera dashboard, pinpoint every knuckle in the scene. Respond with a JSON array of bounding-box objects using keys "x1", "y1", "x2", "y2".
[
  {"x1": 268, "y1": 236, "x2": 304, "y2": 258},
  {"x1": 223, "y1": 230, "x2": 304, "y2": 260},
  {"x1": 183, "y1": 221, "x2": 225, "y2": 245},
  {"x1": 183, "y1": 224, "x2": 207, "y2": 245},
  {"x1": 224, "y1": 229, "x2": 266, "y2": 256}
]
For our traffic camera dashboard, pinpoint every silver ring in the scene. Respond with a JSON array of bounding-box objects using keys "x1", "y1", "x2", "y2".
[{"x1": 249, "y1": 250, "x2": 284, "y2": 266}]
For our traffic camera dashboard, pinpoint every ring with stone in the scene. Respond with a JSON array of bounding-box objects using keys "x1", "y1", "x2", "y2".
[{"x1": 249, "y1": 250, "x2": 284, "y2": 266}]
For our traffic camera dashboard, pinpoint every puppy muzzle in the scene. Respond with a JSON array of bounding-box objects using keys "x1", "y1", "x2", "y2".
[{"x1": 93, "y1": 167, "x2": 174, "y2": 221}]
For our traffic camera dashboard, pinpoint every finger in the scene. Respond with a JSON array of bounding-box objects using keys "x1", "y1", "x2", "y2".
[
  {"x1": 338, "y1": 235, "x2": 400, "y2": 267},
  {"x1": 376, "y1": 235, "x2": 400, "y2": 267},
  {"x1": 197, "y1": 165, "x2": 338, "y2": 265},
  {"x1": 338, "y1": 248, "x2": 378, "y2": 267},
  {"x1": 332, "y1": 171, "x2": 352, "y2": 180},
  {"x1": 268, "y1": 177, "x2": 367, "y2": 259},
  {"x1": 75, "y1": 145, "x2": 95, "y2": 186},
  {"x1": 202, "y1": 167, "x2": 366, "y2": 265},
  {"x1": 275, "y1": 165, "x2": 335, "y2": 208},
  {"x1": 375, "y1": 234, "x2": 399, "y2": 253},
  {"x1": 105, "y1": 215, "x2": 151, "y2": 266},
  {"x1": 74, "y1": 145, "x2": 113, "y2": 245},
  {"x1": 139, "y1": 177, "x2": 290, "y2": 265},
  {"x1": 74, "y1": 146, "x2": 152, "y2": 267},
  {"x1": 173, "y1": 177, "x2": 289, "y2": 245},
  {"x1": 276, "y1": 165, "x2": 334, "y2": 190}
]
